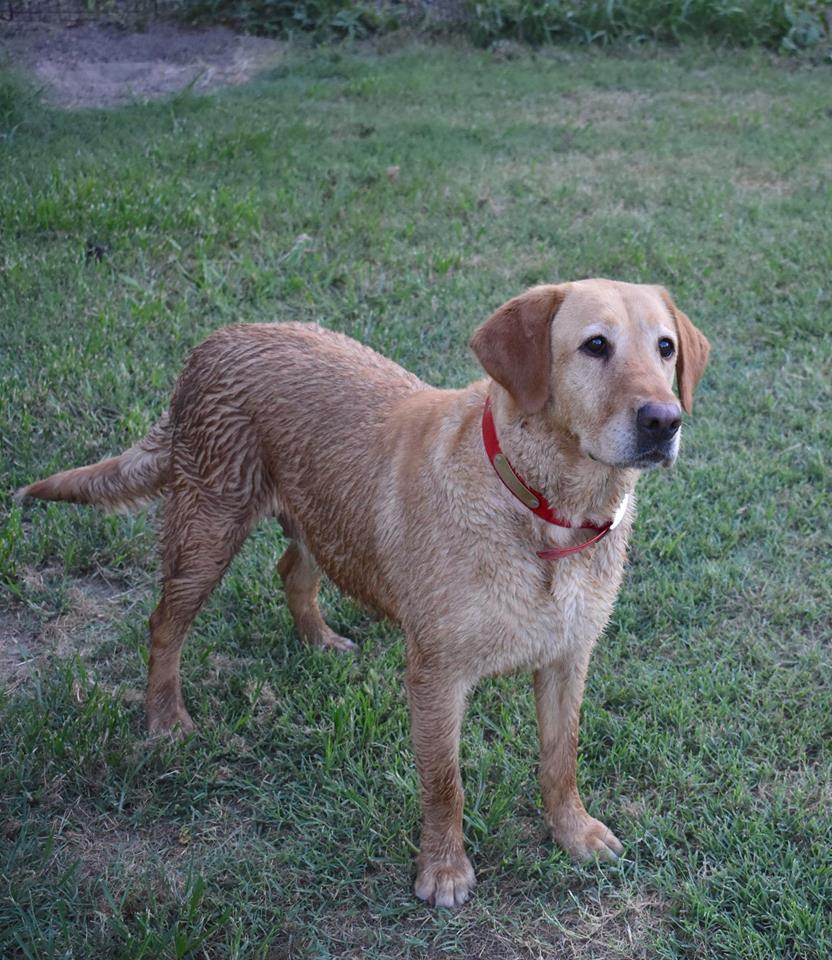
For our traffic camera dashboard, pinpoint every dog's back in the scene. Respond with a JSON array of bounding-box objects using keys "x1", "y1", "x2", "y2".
[
  {"x1": 21, "y1": 323, "x2": 426, "y2": 503},
  {"x1": 184, "y1": 322, "x2": 427, "y2": 490},
  {"x1": 170, "y1": 322, "x2": 430, "y2": 611}
]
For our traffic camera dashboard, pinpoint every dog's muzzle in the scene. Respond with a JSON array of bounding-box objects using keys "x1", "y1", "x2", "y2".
[{"x1": 635, "y1": 402, "x2": 681, "y2": 462}]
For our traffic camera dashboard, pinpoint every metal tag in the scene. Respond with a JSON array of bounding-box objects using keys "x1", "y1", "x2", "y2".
[
  {"x1": 610, "y1": 494, "x2": 630, "y2": 530},
  {"x1": 493, "y1": 454, "x2": 540, "y2": 509}
]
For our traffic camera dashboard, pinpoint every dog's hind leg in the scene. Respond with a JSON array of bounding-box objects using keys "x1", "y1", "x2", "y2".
[
  {"x1": 146, "y1": 488, "x2": 257, "y2": 735},
  {"x1": 277, "y1": 540, "x2": 355, "y2": 652}
]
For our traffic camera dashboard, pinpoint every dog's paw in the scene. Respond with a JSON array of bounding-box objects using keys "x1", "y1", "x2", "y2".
[
  {"x1": 301, "y1": 623, "x2": 356, "y2": 653},
  {"x1": 146, "y1": 705, "x2": 196, "y2": 738},
  {"x1": 319, "y1": 628, "x2": 356, "y2": 653},
  {"x1": 552, "y1": 814, "x2": 623, "y2": 862},
  {"x1": 414, "y1": 855, "x2": 476, "y2": 908}
]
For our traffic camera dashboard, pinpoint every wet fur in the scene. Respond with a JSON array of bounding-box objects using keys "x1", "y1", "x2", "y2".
[{"x1": 19, "y1": 279, "x2": 709, "y2": 907}]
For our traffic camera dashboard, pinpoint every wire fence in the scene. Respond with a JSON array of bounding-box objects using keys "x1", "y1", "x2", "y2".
[
  {"x1": 1, "y1": 0, "x2": 184, "y2": 22},
  {"x1": 0, "y1": 0, "x2": 468, "y2": 26},
  {"x1": 0, "y1": 0, "x2": 466, "y2": 28}
]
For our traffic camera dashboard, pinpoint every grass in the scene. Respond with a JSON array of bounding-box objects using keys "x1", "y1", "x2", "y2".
[
  {"x1": 1, "y1": 38, "x2": 831, "y2": 959},
  {"x1": 460, "y1": 0, "x2": 830, "y2": 50},
  {"x1": 174, "y1": 0, "x2": 832, "y2": 51}
]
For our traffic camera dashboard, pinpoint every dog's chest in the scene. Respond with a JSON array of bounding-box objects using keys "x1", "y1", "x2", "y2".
[{"x1": 470, "y1": 541, "x2": 625, "y2": 676}]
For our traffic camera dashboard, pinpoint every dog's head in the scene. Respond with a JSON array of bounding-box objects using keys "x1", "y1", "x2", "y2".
[{"x1": 470, "y1": 279, "x2": 709, "y2": 469}]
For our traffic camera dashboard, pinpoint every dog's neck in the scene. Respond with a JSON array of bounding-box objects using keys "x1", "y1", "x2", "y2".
[{"x1": 485, "y1": 385, "x2": 637, "y2": 527}]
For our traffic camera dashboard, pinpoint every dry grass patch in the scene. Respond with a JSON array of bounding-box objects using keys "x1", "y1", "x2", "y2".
[
  {"x1": 1, "y1": 567, "x2": 145, "y2": 693},
  {"x1": 0, "y1": 608, "x2": 41, "y2": 689},
  {"x1": 569, "y1": 91, "x2": 651, "y2": 131},
  {"x1": 316, "y1": 884, "x2": 669, "y2": 959},
  {"x1": 52, "y1": 806, "x2": 186, "y2": 883},
  {"x1": 537, "y1": 889, "x2": 670, "y2": 959}
]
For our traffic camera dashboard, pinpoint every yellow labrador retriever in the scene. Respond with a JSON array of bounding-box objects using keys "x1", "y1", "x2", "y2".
[{"x1": 19, "y1": 279, "x2": 709, "y2": 907}]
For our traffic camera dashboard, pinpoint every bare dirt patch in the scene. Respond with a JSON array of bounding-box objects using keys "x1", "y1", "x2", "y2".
[
  {"x1": 37, "y1": 799, "x2": 256, "y2": 909},
  {"x1": 319, "y1": 882, "x2": 669, "y2": 958},
  {"x1": 0, "y1": 21, "x2": 284, "y2": 107},
  {"x1": 0, "y1": 607, "x2": 42, "y2": 689},
  {"x1": 539, "y1": 889, "x2": 670, "y2": 959},
  {"x1": 0, "y1": 567, "x2": 140, "y2": 688},
  {"x1": 53, "y1": 805, "x2": 185, "y2": 881}
]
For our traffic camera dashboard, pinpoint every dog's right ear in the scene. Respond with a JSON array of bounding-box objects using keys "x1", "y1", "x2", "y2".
[{"x1": 470, "y1": 285, "x2": 568, "y2": 415}]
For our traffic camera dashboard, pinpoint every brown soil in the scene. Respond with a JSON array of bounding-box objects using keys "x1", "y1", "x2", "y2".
[{"x1": 0, "y1": 21, "x2": 284, "y2": 107}]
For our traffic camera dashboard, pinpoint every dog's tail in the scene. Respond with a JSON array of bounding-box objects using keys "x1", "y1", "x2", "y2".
[{"x1": 16, "y1": 413, "x2": 172, "y2": 513}]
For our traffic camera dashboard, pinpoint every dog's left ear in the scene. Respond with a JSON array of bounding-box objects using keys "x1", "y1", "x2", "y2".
[
  {"x1": 659, "y1": 289, "x2": 710, "y2": 414},
  {"x1": 470, "y1": 285, "x2": 568, "y2": 414}
]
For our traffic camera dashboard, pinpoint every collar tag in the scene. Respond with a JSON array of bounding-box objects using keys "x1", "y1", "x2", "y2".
[
  {"x1": 492, "y1": 453, "x2": 541, "y2": 509},
  {"x1": 610, "y1": 493, "x2": 630, "y2": 530}
]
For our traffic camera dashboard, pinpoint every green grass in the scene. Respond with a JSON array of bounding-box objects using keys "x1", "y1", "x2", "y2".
[
  {"x1": 462, "y1": 0, "x2": 830, "y2": 50},
  {"x1": 1, "y1": 40, "x2": 831, "y2": 959}
]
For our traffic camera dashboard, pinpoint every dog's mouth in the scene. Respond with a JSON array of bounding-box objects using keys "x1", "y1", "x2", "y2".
[
  {"x1": 631, "y1": 448, "x2": 675, "y2": 470},
  {"x1": 586, "y1": 446, "x2": 677, "y2": 470}
]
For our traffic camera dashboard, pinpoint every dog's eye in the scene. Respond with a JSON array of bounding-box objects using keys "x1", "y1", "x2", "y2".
[
  {"x1": 658, "y1": 337, "x2": 675, "y2": 359},
  {"x1": 582, "y1": 336, "x2": 608, "y2": 358}
]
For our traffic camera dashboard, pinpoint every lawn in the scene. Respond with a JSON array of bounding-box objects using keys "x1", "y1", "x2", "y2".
[{"x1": 1, "y1": 39, "x2": 831, "y2": 959}]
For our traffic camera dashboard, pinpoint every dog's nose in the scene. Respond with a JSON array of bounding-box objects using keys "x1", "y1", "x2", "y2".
[{"x1": 636, "y1": 402, "x2": 681, "y2": 446}]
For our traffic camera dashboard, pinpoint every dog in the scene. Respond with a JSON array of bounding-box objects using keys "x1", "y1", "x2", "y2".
[{"x1": 18, "y1": 279, "x2": 709, "y2": 907}]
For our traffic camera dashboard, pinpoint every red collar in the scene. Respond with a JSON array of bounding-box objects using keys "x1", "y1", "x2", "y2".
[{"x1": 482, "y1": 396, "x2": 627, "y2": 560}]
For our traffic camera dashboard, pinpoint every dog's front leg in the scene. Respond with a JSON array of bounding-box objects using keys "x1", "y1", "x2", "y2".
[
  {"x1": 533, "y1": 658, "x2": 623, "y2": 862},
  {"x1": 407, "y1": 663, "x2": 475, "y2": 907}
]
